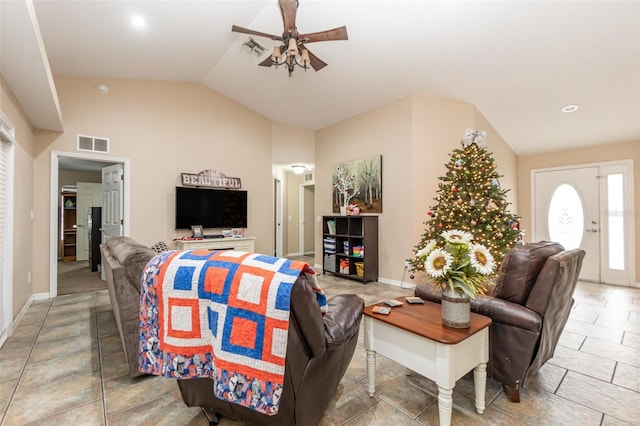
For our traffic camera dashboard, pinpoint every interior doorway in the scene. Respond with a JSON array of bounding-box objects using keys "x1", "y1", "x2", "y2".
[
  {"x1": 533, "y1": 160, "x2": 635, "y2": 285},
  {"x1": 300, "y1": 183, "x2": 315, "y2": 256},
  {"x1": 50, "y1": 151, "x2": 130, "y2": 298}
]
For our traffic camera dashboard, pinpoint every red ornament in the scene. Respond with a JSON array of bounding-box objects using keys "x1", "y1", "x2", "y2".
[
  {"x1": 452, "y1": 185, "x2": 458, "y2": 192},
  {"x1": 437, "y1": 223, "x2": 444, "y2": 229},
  {"x1": 428, "y1": 211, "x2": 434, "y2": 217}
]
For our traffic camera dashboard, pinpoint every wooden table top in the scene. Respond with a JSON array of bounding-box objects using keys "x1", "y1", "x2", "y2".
[{"x1": 364, "y1": 298, "x2": 492, "y2": 345}]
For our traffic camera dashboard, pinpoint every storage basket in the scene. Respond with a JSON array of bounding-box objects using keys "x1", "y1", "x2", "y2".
[
  {"x1": 339, "y1": 259, "x2": 349, "y2": 274},
  {"x1": 324, "y1": 254, "x2": 336, "y2": 272},
  {"x1": 323, "y1": 237, "x2": 336, "y2": 253},
  {"x1": 355, "y1": 262, "x2": 364, "y2": 278}
]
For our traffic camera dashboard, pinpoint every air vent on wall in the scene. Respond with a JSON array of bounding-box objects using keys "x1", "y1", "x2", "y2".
[
  {"x1": 77, "y1": 134, "x2": 109, "y2": 153},
  {"x1": 304, "y1": 172, "x2": 313, "y2": 182}
]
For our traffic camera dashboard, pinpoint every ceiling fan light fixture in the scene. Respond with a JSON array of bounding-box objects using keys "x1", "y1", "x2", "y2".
[
  {"x1": 231, "y1": 0, "x2": 347, "y2": 77},
  {"x1": 287, "y1": 38, "x2": 299, "y2": 56},
  {"x1": 271, "y1": 46, "x2": 282, "y2": 62},
  {"x1": 300, "y1": 49, "x2": 310, "y2": 68}
]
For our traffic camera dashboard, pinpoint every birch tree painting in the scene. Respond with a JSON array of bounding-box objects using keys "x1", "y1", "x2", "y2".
[{"x1": 332, "y1": 155, "x2": 382, "y2": 213}]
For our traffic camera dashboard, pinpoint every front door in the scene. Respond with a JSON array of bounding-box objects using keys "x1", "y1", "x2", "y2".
[
  {"x1": 534, "y1": 167, "x2": 600, "y2": 281},
  {"x1": 533, "y1": 162, "x2": 635, "y2": 285}
]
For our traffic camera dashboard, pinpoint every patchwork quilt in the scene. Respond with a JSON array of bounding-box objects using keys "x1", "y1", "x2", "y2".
[{"x1": 138, "y1": 249, "x2": 326, "y2": 415}]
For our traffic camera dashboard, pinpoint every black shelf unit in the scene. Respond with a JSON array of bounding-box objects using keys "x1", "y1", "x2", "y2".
[{"x1": 322, "y1": 215, "x2": 378, "y2": 283}]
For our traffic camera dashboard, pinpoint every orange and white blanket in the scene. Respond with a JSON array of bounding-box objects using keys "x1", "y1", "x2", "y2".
[{"x1": 138, "y1": 249, "x2": 326, "y2": 415}]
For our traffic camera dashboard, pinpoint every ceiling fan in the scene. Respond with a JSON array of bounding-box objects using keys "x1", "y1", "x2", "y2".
[{"x1": 231, "y1": 0, "x2": 348, "y2": 76}]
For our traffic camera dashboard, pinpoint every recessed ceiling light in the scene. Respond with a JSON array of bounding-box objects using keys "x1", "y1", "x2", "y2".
[
  {"x1": 561, "y1": 104, "x2": 579, "y2": 113},
  {"x1": 129, "y1": 16, "x2": 146, "y2": 28}
]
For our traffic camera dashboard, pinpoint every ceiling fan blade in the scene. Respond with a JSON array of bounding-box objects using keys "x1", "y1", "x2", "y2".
[
  {"x1": 258, "y1": 56, "x2": 274, "y2": 67},
  {"x1": 258, "y1": 45, "x2": 281, "y2": 67},
  {"x1": 279, "y1": 0, "x2": 298, "y2": 33},
  {"x1": 300, "y1": 45, "x2": 327, "y2": 71},
  {"x1": 300, "y1": 26, "x2": 348, "y2": 43},
  {"x1": 231, "y1": 25, "x2": 282, "y2": 42}
]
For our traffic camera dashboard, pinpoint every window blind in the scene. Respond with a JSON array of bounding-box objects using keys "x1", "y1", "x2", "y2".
[{"x1": 0, "y1": 114, "x2": 15, "y2": 338}]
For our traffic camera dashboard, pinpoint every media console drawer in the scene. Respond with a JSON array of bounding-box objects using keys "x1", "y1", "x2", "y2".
[{"x1": 175, "y1": 237, "x2": 255, "y2": 252}]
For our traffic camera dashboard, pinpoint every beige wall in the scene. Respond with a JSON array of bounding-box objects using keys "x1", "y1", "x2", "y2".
[
  {"x1": 1, "y1": 76, "x2": 38, "y2": 318},
  {"x1": 518, "y1": 141, "x2": 640, "y2": 282},
  {"x1": 30, "y1": 76, "x2": 274, "y2": 295},
  {"x1": 316, "y1": 97, "x2": 413, "y2": 281},
  {"x1": 317, "y1": 95, "x2": 518, "y2": 283},
  {"x1": 271, "y1": 122, "x2": 315, "y2": 166},
  {"x1": 473, "y1": 108, "x2": 518, "y2": 212}
]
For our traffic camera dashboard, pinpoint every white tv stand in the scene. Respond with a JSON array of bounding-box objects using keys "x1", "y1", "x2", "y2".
[{"x1": 175, "y1": 236, "x2": 255, "y2": 252}]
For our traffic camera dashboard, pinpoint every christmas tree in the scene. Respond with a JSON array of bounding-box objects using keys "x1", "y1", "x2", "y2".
[{"x1": 409, "y1": 129, "x2": 520, "y2": 276}]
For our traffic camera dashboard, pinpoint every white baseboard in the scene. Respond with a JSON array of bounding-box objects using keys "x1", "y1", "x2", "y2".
[
  {"x1": 378, "y1": 276, "x2": 416, "y2": 289},
  {"x1": 2, "y1": 292, "x2": 51, "y2": 346},
  {"x1": 285, "y1": 252, "x2": 302, "y2": 257},
  {"x1": 10, "y1": 295, "x2": 35, "y2": 337},
  {"x1": 33, "y1": 292, "x2": 50, "y2": 301}
]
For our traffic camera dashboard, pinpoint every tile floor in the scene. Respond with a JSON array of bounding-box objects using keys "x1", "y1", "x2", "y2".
[{"x1": 1, "y1": 273, "x2": 639, "y2": 425}]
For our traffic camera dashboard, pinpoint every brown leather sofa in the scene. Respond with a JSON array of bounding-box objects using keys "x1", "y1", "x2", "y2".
[
  {"x1": 177, "y1": 273, "x2": 364, "y2": 426},
  {"x1": 415, "y1": 241, "x2": 585, "y2": 402},
  {"x1": 100, "y1": 236, "x2": 157, "y2": 377}
]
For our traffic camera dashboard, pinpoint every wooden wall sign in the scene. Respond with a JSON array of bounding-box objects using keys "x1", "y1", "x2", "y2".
[{"x1": 181, "y1": 169, "x2": 242, "y2": 189}]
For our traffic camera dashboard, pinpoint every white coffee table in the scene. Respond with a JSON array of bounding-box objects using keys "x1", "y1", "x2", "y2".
[{"x1": 363, "y1": 300, "x2": 491, "y2": 426}]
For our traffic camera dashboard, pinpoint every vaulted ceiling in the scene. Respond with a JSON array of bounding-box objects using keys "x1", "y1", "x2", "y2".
[{"x1": 2, "y1": 0, "x2": 639, "y2": 156}]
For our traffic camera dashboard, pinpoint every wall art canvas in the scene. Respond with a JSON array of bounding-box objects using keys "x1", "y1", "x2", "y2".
[{"x1": 332, "y1": 155, "x2": 382, "y2": 214}]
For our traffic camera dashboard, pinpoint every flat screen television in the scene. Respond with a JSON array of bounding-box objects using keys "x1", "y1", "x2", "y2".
[{"x1": 175, "y1": 186, "x2": 247, "y2": 229}]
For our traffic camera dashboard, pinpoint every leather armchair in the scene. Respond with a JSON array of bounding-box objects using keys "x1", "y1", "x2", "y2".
[
  {"x1": 415, "y1": 241, "x2": 585, "y2": 402},
  {"x1": 177, "y1": 272, "x2": 364, "y2": 426}
]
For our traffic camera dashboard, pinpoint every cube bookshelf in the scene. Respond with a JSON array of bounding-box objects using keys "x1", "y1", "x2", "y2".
[{"x1": 322, "y1": 215, "x2": 378, "y2": 283}]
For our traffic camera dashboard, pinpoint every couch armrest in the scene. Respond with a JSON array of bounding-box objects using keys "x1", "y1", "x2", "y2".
[
  {"x1": 323, "y1": 294, "x2": 364, "y2": 349},
  {"x1": 416, "y1": 284, "x2": 541, "y2": 333},
  {"x1": 471, "y1": 296, "x2": 541, "y2": 333},
  {"x1": 414, "y1": 284, "x2": 443, "y2": 303}
]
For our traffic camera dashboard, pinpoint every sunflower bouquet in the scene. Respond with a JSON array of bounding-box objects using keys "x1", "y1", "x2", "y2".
[{"x1": 411, "y1": 229, "x2": 496, "y2": 299}]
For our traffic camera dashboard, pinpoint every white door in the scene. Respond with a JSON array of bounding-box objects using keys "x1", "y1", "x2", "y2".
[
  {"x1": 75, "y1": 182, "x2": 102, "y2": 261},
  {"x1": 102, "y1": 164, "x2": 124, "y2": 279},
  {"x1": 534, "y1": 163, "x2": 635, "y2": 285}
]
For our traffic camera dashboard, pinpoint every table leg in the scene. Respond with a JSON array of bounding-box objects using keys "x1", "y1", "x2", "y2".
[
  {"x1": 473, "y1": 362, "x2": 487, "y2": 414},
  {"x1": 366, "y1": 349, "x2": 376, "y2": 397},
  {"x1": 437, "y1": 386, "x2": 453, "y2": 426}
]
